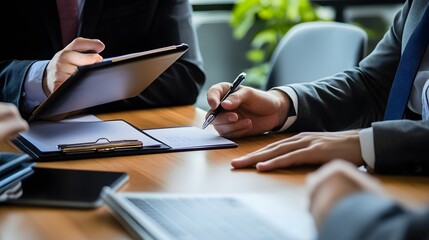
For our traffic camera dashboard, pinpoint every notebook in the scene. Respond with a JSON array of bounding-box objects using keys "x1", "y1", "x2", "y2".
[{"x1": 102, "y1": 189, "x2": 316, "y2": 240}]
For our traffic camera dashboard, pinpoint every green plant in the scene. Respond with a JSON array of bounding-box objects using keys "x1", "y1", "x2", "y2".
[{"x1": 230, "y1": 0, "x2": 330, "y2": 88}]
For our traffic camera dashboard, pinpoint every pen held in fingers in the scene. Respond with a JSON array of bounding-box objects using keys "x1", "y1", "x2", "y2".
[{"x1": 202, "y1": 72, "x2": 246, "y2": 129}]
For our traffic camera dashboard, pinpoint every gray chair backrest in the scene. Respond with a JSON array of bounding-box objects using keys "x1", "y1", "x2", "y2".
[
  {"x1": 193, "y1": 12, "x2": 252, "y2": 110},
  {"x1": 264, "y1": 21, "x2": 368, "y2": 90}
]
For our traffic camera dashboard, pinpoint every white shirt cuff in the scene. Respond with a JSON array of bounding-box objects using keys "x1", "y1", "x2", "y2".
[
  {"x1": 23, "y1": 60, "x2": 49, "y2": 112},
  {"x1": 359, "y1": 127, "x2": 375, "y2": 169},
  {"x1": 271, "y1": 86, "x2": 298, "y2": 132}
]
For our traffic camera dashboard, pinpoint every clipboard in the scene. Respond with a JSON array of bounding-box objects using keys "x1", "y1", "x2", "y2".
[
  {"x1": 29, "y1": 44, "x2": 188, "y2": 121},
  {"x1": 12, "y1": 120, "x2": 237, "y2": 162}
]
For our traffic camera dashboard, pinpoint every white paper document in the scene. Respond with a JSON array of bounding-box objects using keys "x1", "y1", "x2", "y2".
[{"x1": 143, "y1": 126, "x2": 236, "y2": 150}]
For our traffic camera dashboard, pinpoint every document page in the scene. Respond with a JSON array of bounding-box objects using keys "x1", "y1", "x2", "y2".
[
  {"x1": 143, "y1": 126, "x2": 236, "y2": 150},
  {"x1": 20, "y1": 120, "x2": 162, "y2": 152}
]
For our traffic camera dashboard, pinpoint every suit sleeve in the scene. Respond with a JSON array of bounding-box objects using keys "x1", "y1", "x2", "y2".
[
  {"x1": 284, "y1": 2, "x2": 410, "y2": 132},
  {"x1": 0, "y1": 60, "x2": 36, "y2": 118},
  {"x1": 318, "y1": 192, "x2": 429, "y2": 240},
  {"x1": 371, "y1": 120, "x2": 429, "y2": 175}
]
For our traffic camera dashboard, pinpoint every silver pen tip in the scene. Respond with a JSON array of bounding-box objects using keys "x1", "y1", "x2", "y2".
[{"x1": 202, "y1": 114, "x2": 215, "y2": 129}]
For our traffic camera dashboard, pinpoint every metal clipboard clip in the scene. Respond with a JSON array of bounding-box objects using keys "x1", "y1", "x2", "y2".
[{"x1": 58, "y1": 138, "x2": 143, "y2": 154}]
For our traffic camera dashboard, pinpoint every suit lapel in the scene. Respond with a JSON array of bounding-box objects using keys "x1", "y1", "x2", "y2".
[
  {"x1": 80, "y1": 0, "x2": 104, "y2": 38},
  {"x1": 39, "y1": 0, "x2": 63, "y2": 51}
]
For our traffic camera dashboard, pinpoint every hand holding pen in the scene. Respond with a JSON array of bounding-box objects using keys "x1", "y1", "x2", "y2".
[{"x1": 202, "y1": 72, "x2": 246, "y2": 129}]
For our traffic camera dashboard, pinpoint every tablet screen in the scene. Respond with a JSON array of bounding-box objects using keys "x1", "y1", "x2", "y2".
[{"x1": 7, "y1": 167, "x2": 128, "y2": 208}]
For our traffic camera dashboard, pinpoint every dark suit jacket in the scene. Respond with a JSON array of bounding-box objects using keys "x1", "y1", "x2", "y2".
[
  {"x1": 318, "y1": 193, "x2": 429, "y2": 240},
  {"x1": 285, "y1": 0, "x2": 429, "y2": 175},
  {"x1": 0, "y1": 0, "x2": 205, "y2": 117}
]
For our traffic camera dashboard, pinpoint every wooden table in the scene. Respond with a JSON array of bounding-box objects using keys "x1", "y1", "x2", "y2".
[{"x1": 0, "y1": 105, "x2": 428, "y2": 239}]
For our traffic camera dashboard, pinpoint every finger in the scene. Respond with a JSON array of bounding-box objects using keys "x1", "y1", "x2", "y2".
[
  {"x1": 0, "y1": 119, "x2": 29, "y2": 140},
  {"x1": 232, "y1": 137, "x2": 308, "y2": 168},
  {"x1": 59, "y1": 50, "x2": 103, "y2": 67},
  {"x1": 218, "y1": 127, "x2": 252, "y2": 139},
  {"x1": 219, "y1": 86, "x2": 249, "y2": 111},
  {"x1": 306, "y1": 160, "x2": 382, "y2": 197},
  {"x1": 327, "y1": 161, "x2": 383, "y2": 193},
  {"x1": 255, "y1": 146, "x2": 320, "y2": 171},
  {"x1": 206, "y1": 83, "x2": 251, "y2": 112},
  {"x1": 64, "y1": 37, "x2": 105, "y2": 54},
  {"x1": 307, "y1": 161, "x2": 354, "y2": 188},
  {"x1": 0, "y1": 103, "x2": 20, "y2": 120},
  {"x1": 214, "y1": 119, "x2": 252, "y2": 138},
  {"x1": 247, "y1": 137, "x2": 300, "y2": 155},
  {"x1": 206, "y1": 83, "x2": 234, "y2": 110},
  {"x1": 208, "y1": 111, "x2": 239, "y2": 125}
]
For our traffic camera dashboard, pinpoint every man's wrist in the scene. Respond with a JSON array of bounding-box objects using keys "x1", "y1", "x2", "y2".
[
  {"x1": 22, "y1": 60, "x2": 49, "y2": 114},
  {"x1": 268, "y1": 89, "x2": 290, "y2": 129},
  {"x1": 270, "y1": 86, "x2": 298, "y2": 132}
]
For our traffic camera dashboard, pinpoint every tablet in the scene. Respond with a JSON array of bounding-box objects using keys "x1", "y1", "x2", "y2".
[
  {"x1": 7, "y1": 167, "x2": 129, "y2": 208},
  {"x1": 29, "y1": 43, "x2": 188, "y2": 121}
]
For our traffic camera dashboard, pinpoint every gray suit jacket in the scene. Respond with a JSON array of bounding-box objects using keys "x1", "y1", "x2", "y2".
[
  {"x1": 318, "y1": 193, "x2": 429, "y2": 240},
  {"x1": 286, "y1": 0, "x2": 429, "y2": 175}
]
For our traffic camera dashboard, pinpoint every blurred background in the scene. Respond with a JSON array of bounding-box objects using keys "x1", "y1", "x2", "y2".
[{"x1": 191, "y1": 0, "x2": 404, "y2": 110}]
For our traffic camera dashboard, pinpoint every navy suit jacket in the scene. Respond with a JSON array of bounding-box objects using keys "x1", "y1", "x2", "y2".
[
  {"x1": 285, "y1": 0, "x2": 429, "y2": 175},
  {"x1": 0, "y1": 0, "x2": 205, "y2": 117}
]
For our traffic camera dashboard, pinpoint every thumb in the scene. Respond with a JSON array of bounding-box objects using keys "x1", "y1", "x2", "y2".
[{"x1": 64, "y1": 37, "x2": 105, "y2": 54}]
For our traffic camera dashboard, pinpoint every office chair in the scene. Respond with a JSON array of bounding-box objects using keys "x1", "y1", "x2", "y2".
[{"x1": 264, "y1": 21, "x2": 368, "y2": 90}]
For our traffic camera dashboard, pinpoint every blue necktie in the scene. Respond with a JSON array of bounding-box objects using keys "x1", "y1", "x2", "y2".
[{"x1": 384, "y1": 6, "x2": 429, "y2": 120}]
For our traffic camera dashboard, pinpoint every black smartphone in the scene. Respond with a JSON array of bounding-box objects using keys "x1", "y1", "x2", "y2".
[{"x1": 6, "y1": 167, "x2": 129, "y2": 208}]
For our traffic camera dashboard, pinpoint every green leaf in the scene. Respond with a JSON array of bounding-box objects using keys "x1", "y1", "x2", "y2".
[
  {"x1": 246, "y1": 49, "x2": 265, "y2": 63},
  {"x1": 230, "y1": 0, "x2": 330, "y2": 84},
  {"x1": 251, "y1": 29, "x2": 277, "y2": 48}
]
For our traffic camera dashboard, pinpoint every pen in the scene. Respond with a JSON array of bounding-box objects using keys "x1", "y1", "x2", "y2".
[{"x1": 202, "y1": 72, "x2": 246, "y2": 129}]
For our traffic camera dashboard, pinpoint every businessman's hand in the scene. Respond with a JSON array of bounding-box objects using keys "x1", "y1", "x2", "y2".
[
  {"x1": 43, "y1": 37, "x2": 105, "y2": 96},
  {"x1": 231, "y1": 130, "x2": 364, "y2": 171},
  {"x1": 0, "y1": 103, "x2": 29, "y2": 140},
  {"x1": 206, "y1": 83, "x2": 290, "y2": 138},
  {"x1": 307, "y1": 160, "x2": 384, "y2": 229}
]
